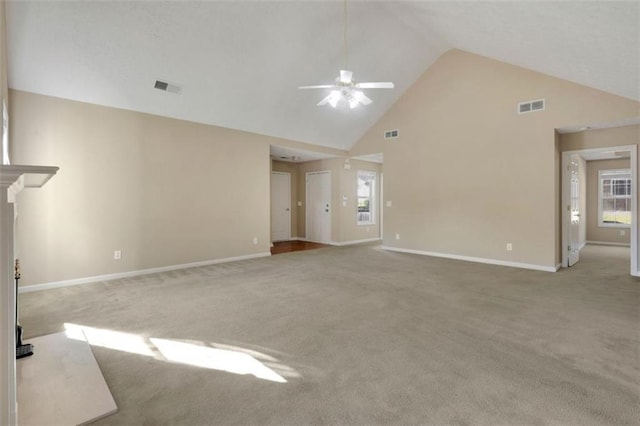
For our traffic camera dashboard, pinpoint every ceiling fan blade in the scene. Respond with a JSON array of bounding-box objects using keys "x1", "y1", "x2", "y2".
[
  {"x1": 356, "y1": 82, "x2": 395, "y2": 89},
  {"x1": 299, "y1": 85, "x2": 334, "y2": 89},
  {"x1": 339, "y1": 70, "x2": 353, "y2": 84},
  {"x1": 317, "y1": 94, "x2": 333, "y2": 106}
]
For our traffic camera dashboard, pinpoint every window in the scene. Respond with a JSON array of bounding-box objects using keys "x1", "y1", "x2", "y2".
[
  {"x1": 357, "y1": 170, "x2": 376, "y2": 225},
  {"x1": 598, "y1": 169, "x2": 631, "y2": 227}
]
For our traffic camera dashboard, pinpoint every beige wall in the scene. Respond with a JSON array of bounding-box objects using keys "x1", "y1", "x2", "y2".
[
  {"x1": 0, "y1": 1, "x2": 7, "y2": 159},
  {"x1": 351, "y1": 49, "x2": 639, "y2": 270},
  {"x1": 0, "y1": 2, "x2": 7, "y2": 105},
  {"x1": 10, "y1": 89, "x2": 342, "y2": 287},
  {"x1": 559, "y1": 125, "x2": 639, "y2": 151},
  {"x1": 296, "y1": 157, "x2": 381, "y2": 243},
  {"x1": 271, "y1": 160, "x2": 298, "y2": 239},
  {"x1": 585, "y1": 158, "x2": 631, "y2": 245}
]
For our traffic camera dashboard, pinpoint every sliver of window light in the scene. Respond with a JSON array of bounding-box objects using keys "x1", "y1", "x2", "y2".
[{"x1": 3, "y1": 100, "x2": 9, "y2": 165}]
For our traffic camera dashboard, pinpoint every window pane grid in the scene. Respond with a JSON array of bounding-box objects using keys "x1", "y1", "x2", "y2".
[{"x1": 599, "y1": 170, "x2": 631, "y2": 227}]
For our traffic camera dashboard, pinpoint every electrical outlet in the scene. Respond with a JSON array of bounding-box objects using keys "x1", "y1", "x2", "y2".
[
  {"x1": 506, "y1": 243, "x2": 513, "y2": 251},
  {"x1": 297, "y1": 201, "x2": 302, "y2": 207},
  {"x1": 252, "y1": 237, "x2": 258, "y2": 245},
  {"x1": 395, "y1": 233, "x2": 400, "y2": 240},
  {"x1": 114, "y1": 250, "x2": 122, "y2": 260},
  {"x1": 620, "y1": 230, "x2": 626, "y2": 236},
  {"x1": 386, "y1": 201, "x2": 392, "y2": 207}
]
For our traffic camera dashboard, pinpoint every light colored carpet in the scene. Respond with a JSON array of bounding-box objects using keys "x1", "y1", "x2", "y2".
[{"x1": 19, "y1": 244, "x2": 640, "y2": 425}]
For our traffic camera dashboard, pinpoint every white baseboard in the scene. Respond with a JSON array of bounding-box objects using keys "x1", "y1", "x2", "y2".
[
  {"x1": 330, "y1": 238, "x2": 382, "y2": 247},
  {"x1": 19, "y1": 252, "x2": 272, "y2": 294},
  {"x1": 586, "y1": 241, "x2": 631, "y2": 247},
  {"x1": 381, "y1": 246, "x2": 557, "y2": 273},
  {"x1": 555, "y1": 263, "x2": 562, "y2": 271}
]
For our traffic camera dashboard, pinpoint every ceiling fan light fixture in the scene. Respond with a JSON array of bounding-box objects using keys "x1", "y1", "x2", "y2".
[
  {"x1": 349, "y1": 96, "x2": 359, "y2": 109},
  {"x1": 328, "y1": 90, "x2": 342, "y2": 108},
  {"x1": 298, "y1": 0, "x2": 394, "y2": 109},
  {"x1": 339, "y1": 70, "x2": 353, "y2": 84}
]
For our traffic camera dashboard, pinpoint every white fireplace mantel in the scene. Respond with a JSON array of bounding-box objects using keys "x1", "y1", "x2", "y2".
[{"x1": 1, "y1": 164, "x2": 59, "y2": 426}]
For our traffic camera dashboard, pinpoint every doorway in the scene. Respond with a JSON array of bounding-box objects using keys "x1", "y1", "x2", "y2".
[
  {"x1": 306, "y1": 171, "x2": 331, "y2": 243},
  {"x1": 562, "y1": 145, "x2": 638, "y2": 276},
  {"x1": 271, "y1": 172, "x2": 291, "y2": 242}
]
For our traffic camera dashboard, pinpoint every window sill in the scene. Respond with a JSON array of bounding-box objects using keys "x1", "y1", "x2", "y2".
[
  {"x1": 598, "y1": 223, "x2": 631, "y2": 229},
  {"x1": 357, "y1": 222, "x2": 375, "y2": 227}
]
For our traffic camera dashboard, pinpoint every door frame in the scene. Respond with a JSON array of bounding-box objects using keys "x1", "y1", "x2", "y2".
[
  {"x1": 305, "y1": 170, "x2": 332, "y2": 243},
  {"x1": 561, "y1": 144, "x2": 638, "y2": 276},
  {"x1": 271, "y1": 171, "x2": 291, "y2": 242}
]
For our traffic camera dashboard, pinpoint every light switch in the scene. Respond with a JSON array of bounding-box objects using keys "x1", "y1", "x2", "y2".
[
  {"x1": 386, "y1": 201, "x2": 392, "y2": 207},
  {"x1": 297, "y1": 201, "x2": 302, "y2": 207}
]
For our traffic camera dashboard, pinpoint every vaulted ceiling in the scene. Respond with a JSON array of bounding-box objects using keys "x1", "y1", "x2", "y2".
[{"x1": 6, "y1": 1, "x2": 639, "y2": 151}]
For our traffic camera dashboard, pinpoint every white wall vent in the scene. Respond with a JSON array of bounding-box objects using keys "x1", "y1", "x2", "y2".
[
  {"x1": 154, "y1": 80, "x2": 182, "y2": 94},
  {"x1": 518, "y1": 98, "x2": 545, "y2": 114},
  {"x1": 384, "y1": 129, "x2": 399, "y2": 139}
]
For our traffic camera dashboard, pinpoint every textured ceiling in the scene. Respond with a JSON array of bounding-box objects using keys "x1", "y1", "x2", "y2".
[{"x1": 6, "y1": 1, "x2": 639, "y2": 151}]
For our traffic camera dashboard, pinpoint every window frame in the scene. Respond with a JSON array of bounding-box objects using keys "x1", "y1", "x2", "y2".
[
  {"x1": 356, "y1": 170, "x2": 376, "y2": 226},
  {"x1": 598, "y1": 168, "x2": 632, "y2": 228}
]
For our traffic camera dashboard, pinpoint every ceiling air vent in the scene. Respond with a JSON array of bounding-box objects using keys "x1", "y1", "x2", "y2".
[
  {"x1": 154, "y1": 80, "x2": 182, "y2": 94},
  {"x1": 518, "y1": 98, "x2": 545, "y2": 114},
  {"x1": 384, "y1": 129, "x2": 399, "y2": 139}
]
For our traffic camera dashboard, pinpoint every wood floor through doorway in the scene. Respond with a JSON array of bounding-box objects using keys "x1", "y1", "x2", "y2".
[{"x1": 271, "y1": 240, "x2": 330, "y2": 255}]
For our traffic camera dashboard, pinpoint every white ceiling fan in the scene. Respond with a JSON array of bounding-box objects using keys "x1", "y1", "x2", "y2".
[{"x1": 299, "y1": 0, "x2": 394, "y2": 109}]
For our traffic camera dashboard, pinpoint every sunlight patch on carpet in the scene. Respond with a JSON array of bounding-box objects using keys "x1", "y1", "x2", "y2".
[
  {"x1": 65, "y1": 323, "x2": 154, "y2": 356},
  {"x1": 151, "y1": 338, "x2": 287, "y2": 383},
  {"x1": 64, "y1": 323, "x2": 296, "y2": 383}
]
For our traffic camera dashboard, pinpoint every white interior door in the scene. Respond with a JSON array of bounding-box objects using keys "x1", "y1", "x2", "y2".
[
  {"x1": 306, "y1": 171, "x2": 331, "y2": 243},
  {"x1": 568, "y1": 156, "x2": 581, "y2": 266},
  {"x1": 271, "y1": 172, "x2": 291, "y2": 242}
]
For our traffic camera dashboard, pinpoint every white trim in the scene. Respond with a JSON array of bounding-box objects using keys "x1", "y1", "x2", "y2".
[
  {"x1": 561, "y1": 144, "x2": 638, "y2": 276},
  {"x1": 555, "y1": 263, "x2": 562, "y2": 271},
  {"x1": 18, "y1": 252, "x2": 271, "y2": 294},
  {"x1": 586, "y1": 240, "x2": 631, "y2": 247},
  {"x1": 381, "y1": 246, "x2": 557, "y2": 272},
  {"x1": 330, "y1": 238, "x2": 382, "y2": 247},
  {"x1": 632, "y1": 146, "x2": 638, "y2": 276}
]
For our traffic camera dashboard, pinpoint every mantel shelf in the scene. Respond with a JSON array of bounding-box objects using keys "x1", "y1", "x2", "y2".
[{"x1": 0, "y1": 164, "x2": 59, "y2": 188}]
